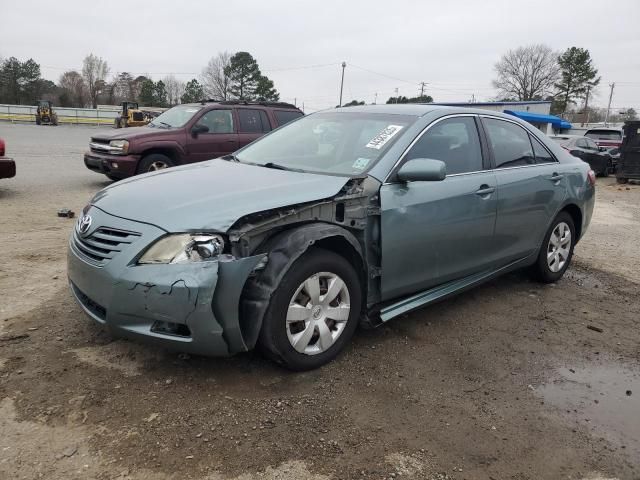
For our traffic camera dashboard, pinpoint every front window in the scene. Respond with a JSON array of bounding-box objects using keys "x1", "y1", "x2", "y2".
[
  {"x1": 404, "y1": 117, "x2": 483, "y2": 175},
  {"x1": 235, "y1": 112, "x2": 417, "y2": 175},
  {"x1": 150, "y1": 105, "x2": 202, "y2": 128},
  {"x1": 195, "y1": 109, "x2": 234, "y2": 133}
]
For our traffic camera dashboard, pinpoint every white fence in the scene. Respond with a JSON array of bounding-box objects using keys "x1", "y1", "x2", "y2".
[{"x1": 0, "y1": 104, "x2": 120, "y2": 125}]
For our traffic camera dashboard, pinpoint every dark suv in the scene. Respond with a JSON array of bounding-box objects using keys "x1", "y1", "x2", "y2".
[{"x1": 84, "y1": 101, "x2": 303, "y2": 180}]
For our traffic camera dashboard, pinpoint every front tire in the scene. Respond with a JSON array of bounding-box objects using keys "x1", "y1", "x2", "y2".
[
  {"x1": 137, "y1": 153, "x2": 174, "y2": 174},
  {"x1": 258, "y1": 248, "x2": 362, "y2": 371},
  {"x1": 532, "y1": 212, "x2": 575, "y2": 283}
]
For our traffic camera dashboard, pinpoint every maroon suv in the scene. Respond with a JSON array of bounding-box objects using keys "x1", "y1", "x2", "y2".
[{"x1": 84, "y1": 101, "x2": 303, "y2": 180}]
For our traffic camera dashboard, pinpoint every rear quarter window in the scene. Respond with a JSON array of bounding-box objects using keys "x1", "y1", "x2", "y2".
[{"x1": 274, "y1": 110, "x2": 303, "y2": 127}]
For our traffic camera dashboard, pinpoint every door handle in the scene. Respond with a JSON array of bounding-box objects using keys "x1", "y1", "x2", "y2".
[
  {"x1": 548, "y1": 173, "x2": 564, "y2": 182},
  {"x1": 475, "y1": 185, "x2": 495, "y2": 196}
]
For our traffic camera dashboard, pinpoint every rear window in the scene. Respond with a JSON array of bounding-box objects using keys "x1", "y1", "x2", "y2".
[
  {"x1": 585, "y1": 130, "x2": 622, "y2": 140},
  {"x1": 273, "y1": 110, "x2": 303, "y2": 126}
]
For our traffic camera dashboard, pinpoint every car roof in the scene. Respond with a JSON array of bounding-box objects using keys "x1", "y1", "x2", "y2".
[{"x1": 323, "y1": 103, "x2": 535, "y2": 119}]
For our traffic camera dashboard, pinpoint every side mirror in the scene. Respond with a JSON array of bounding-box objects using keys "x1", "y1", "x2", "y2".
[
  {"x1": 397, "y1": 158, "x2": 446, "y2": 182},
  {"x1": 191, "y1": 124, "x2": 209, "y2": 136}
]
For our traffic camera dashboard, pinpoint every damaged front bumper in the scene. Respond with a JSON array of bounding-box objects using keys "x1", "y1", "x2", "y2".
[{"x1": 67, "y1": 208, "x2": 265, "y2": 356}]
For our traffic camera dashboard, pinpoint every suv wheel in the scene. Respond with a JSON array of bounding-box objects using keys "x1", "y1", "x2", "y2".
[
  {"x1": 138, "y1": 154, "x2": 174, "y2": 173},
  {"x1": 532, "y1": 212, "x2": 575, "y2": 283},
  {"x1": 258, "y1": 248, "x2": 361, "y2": 371}
]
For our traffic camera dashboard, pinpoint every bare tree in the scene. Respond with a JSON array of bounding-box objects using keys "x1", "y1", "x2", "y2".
[
  {"x1": 201, "y1": 52, "x2": 231, "y2": 100},
  {"x1": 163, "y1": 75, "x2": 185, "y2": 106},
  {"x1": 82, "y1": 53, "x2": 109, "y2": 108},
  {"x1": 493, "y1": 45, "x2": 560, "y2": 101},
  {"x1": 58, "y1": 70, "x2": 87, "y2": 107}
]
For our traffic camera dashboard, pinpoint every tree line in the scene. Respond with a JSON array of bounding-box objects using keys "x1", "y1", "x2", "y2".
[
  {"x1": 492, "y1": 44, "x2": 636, "y2": 120},
  {"x1": 0, "y1": 51, "x2": 280, "y2": 108}
]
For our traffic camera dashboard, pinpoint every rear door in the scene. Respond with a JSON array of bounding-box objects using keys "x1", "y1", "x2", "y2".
[
  {"x1": 236, "y1": 108, "x2": 272, "y2": 148},
  {"x1": 482, "y1": 116, "x2": 566, "y2": 263},
  {"x1": 186, "y1": 109, "x2": 238, "y2": 162},
  {"x1": 380, "y1": 115, "x2": 499, "y2": 300}
]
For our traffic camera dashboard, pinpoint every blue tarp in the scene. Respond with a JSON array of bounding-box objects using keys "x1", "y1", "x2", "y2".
[{"x1": 504, "y1": 110, "x2": 572, "y2": 129}]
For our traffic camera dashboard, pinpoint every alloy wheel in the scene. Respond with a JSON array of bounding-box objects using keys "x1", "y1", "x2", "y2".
[
  {"x1": 286, "y1": 272, "x2": 351, "y2": 355},
  {"x1": 148, "y1": 161, "x2": 169, "y2": 171},
  {"x1": 547, "y1": 221, "x2": 571, "y2": 273}
]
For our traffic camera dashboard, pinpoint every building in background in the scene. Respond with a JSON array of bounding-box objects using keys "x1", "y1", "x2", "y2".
[{"x1": 433, "y1": 100, "x2": 572, "y2": 134}]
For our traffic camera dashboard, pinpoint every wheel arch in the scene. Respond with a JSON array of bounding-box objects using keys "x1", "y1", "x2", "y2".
[
  {"x1": 560, "y1": 203, "x2": 583, "y2": 242},
  {"x1": 139, "y1": 146, "x2": 182, "y2": 165},
  {"x1": 239, "y1": 222, "x2": 366, "y2": 351}
]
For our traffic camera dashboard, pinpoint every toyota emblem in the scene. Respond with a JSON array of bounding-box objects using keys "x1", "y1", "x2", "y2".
[{"x1": 78, "y1": 215, "x2": 92, "y2": 235}]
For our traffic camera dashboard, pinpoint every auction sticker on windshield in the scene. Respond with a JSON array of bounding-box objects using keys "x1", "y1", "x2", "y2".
[{"x1": 366, "y1": 125, "x2": 404, "y2": 150}]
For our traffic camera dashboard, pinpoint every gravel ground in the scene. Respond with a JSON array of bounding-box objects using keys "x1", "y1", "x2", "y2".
[{"x1": 1, "y1": 123, "x2": 639, "y2": 480}]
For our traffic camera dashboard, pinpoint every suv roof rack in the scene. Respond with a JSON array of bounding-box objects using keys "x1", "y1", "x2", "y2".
[{"x1": 201, "y1": 99, "x2": 299, "y2": 110}]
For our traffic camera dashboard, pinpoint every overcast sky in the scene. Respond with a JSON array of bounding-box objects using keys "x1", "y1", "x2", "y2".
[{"x1": 2, "y1": 0, "x2": 638, "y2": 112}]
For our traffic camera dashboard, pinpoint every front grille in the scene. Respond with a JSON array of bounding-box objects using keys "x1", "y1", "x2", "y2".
[{"x1": 73, "y1": 226, "x2": 141, "y2": 266}]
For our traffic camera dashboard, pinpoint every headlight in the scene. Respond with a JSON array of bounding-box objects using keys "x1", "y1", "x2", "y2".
[
  {"x1": 109, "y1": 139, "x2": 129, "y2": 154},
  {"x1": 138, "y1": 234, "x2": 225, "y2": 264}
]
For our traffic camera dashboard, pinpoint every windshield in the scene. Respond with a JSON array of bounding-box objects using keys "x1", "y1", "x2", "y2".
[
  {"x1": 235, "y1": 111, "x2": 417, "y2": 175},
  {"x1": 150, "y1": 105, "x2": 202, "y2": 128},
  {"x1": 585, "y1": 130, "x2": 622, "y2": 140}
]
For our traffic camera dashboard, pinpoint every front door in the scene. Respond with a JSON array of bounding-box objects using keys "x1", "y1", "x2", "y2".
[
  {"x1": 380, "y1": 115, "x2": 498, "y2": 301},
  {"x1": 187, "y1": 109, "x2": 239, "y2": 162}
]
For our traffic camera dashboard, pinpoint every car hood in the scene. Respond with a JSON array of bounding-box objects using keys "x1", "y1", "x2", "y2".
[
  {"x1": 90, "y1": 159, "x2": 350, "y2": 232},
  {"x1": 91, "y1": 126, "x2": 162, "y2": 141}
]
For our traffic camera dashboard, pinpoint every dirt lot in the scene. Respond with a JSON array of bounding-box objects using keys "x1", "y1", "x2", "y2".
[{"x1": 1, "y1": 123, "x2": 639, "y2": 480}]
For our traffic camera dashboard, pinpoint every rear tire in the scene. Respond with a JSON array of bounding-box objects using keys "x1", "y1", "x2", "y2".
[
  {"x1": 35, "y1": 117, "x2": 41, "y2": 125},
  {"x1": 114, "y1": 118, "x2": 121, "y2": 128},
  {"x1": 258, "y1": 248, "x2": 362, "y2": 371},
  {"x1": 617, "y1": 177, "x2": 628, "y2": 184},
  {"x1": 137, "y1": 153, "x2": 174, "y2": 174},
  {"x1": 532, "y1": 212, "x2": 575, "y2": 283}
]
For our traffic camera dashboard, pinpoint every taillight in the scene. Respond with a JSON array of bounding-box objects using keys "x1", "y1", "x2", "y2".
[
  {"x1": 587, "y1": 170, "x2": 596, "y2": 186},
  {"x1": 0, "y1": 139, "x2": 5, "y2": 157}
]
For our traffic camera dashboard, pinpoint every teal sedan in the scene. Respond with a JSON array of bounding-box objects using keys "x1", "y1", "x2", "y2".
[{"x1": 68, "y1": 104, "x2": 595, "y2": 370}]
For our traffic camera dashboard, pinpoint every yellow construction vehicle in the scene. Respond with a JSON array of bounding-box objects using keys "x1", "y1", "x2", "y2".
[
  {"x1": 35, "y1": 100, "x2": 58, "y2": 126},
  {"x1": 114, "y1": 101, "x2": 152, "y2": 128}
]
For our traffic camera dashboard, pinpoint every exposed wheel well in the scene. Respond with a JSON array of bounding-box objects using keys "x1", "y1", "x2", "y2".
[
  {"x1": 311, "y1": 235, "x2": 367, "y2": 308},
  {"x1": 561, "y1": 204, "x2": 583, "y2": 241}
]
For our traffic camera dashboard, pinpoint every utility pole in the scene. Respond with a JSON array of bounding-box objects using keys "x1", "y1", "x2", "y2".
[
  {"x1": 604, "y1": 83, "x2": 615, "y2": 126},
  {"x1": 373, "y1": 92, "x2": 378, "y2": 105},
  {"x1": 294, "y1": 98, "x2": 297, "y2": 107},
  {"x1": 419, "y1": 82, "x2": 427, "y2": 99},
  {"x1": 394, "y1": 87, "x2": 399, "y2": 103},
  {"x1": 338, "y1": 61, "x2": 346, "y2": 107},
  {"x1": 581, "y1": 85, "x2": 591, "y2": 127}
]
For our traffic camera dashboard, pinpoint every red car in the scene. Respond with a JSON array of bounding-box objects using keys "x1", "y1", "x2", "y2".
[
  {"x1": 584, "y1": 127, "x2": 623, "y2": 150},
  {"x1": 84, "y1": 100, "x2": 303, "y2": 180},
  {"x1": 0, "y1": 138, "x2": 16, "y2": 179}
]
